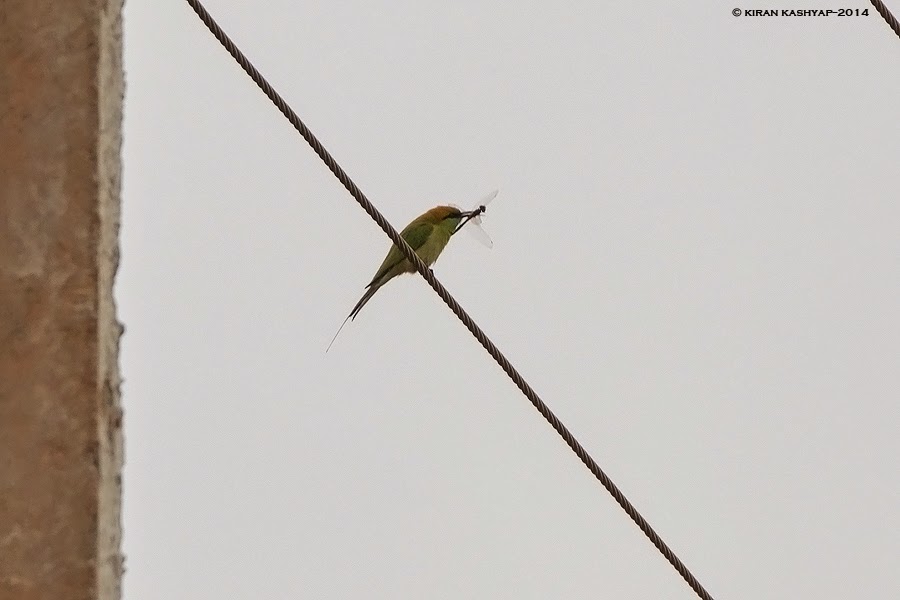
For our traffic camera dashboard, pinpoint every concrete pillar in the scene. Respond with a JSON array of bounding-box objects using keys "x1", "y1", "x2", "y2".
[{"x1": 0, "y1": 1, "x2": 124, "y2": 599}]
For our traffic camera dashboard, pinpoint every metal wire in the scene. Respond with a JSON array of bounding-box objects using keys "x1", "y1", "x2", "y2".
[
  {"x1": 182, "y1": 2, "x2": 717, "y2": 599},
  {"x1": 870, "y1": 0, "x2": 900, "y2": 38}
]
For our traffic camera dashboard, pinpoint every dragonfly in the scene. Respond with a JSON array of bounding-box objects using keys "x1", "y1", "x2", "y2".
[{"x1": 453, "y1": 189, "x2": 497, "y2": 248}]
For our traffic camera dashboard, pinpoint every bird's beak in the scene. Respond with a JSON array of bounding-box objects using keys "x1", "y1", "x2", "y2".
[
  {"x1": 453, "y1": 205, "x2": 486, "y2": 234},
  {"x1": 461, "y1": 205, "x2": 486, "y2": 218}
]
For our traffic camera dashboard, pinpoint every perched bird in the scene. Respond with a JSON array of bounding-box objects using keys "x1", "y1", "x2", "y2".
[{"x1": 326, "y1": 204, "x2": 484, "y2": 351}]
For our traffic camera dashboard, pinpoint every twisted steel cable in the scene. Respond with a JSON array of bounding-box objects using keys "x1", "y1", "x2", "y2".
[
  {"x1": 870, "y1": 0, "x2": 900, "y2": 38},
  {"x1": 183, "y1": 2, "x2": 716, "y2": 599}
]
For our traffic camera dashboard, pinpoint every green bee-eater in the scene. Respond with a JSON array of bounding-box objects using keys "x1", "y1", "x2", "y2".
[{"x1": 326, "y1": 203, "x2": 487, "y2": 351}]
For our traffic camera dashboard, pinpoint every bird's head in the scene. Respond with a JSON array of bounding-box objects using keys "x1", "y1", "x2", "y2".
[
  {"x1": 423, "y1": 205, "x2": 483, "y2": 231},
  {"x1": 423, "y1": 205, "x2": 468, "y2": 222}
]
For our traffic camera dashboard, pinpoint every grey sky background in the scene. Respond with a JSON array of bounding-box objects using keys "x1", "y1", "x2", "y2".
[{"x1": 121, "y1": 2, "x2": 899, "y2": 598}]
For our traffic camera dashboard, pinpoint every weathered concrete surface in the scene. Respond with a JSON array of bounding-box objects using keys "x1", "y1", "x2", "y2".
[{"x1": 0, "y1": 1, "x2": 124, "y2": 599}]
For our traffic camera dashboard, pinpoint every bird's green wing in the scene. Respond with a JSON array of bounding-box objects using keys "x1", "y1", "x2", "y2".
[{"x1": 367, "y1": 221, "x2": 434, "y2": 287}]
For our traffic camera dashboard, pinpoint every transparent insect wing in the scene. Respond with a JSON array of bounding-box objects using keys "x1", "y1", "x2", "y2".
[
  {"x1": 474, "y1": 189, "x2": 498, "y2": 211},
  {"x1": 464, "y1": 189, "x2": 497, "y2": 248},
  {"x1": 465, "y1": 218, "x2": 493, "y2": 248}
]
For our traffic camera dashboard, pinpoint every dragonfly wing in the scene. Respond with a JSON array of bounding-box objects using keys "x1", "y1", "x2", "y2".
[
  {"x1": 463, "y1": 214, "x2": 493, "y2": 248},
  {"x1": 474, "y1": 189, "x2": 498, "y2": 210},
  {"x1": 463, "y1": 189, "x2": 497, "y2": 248}
]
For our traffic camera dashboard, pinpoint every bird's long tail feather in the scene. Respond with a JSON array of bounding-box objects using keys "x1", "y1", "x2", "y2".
[{"x1": 325, "y1": 283, "x2": 381, "y2": 352}]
